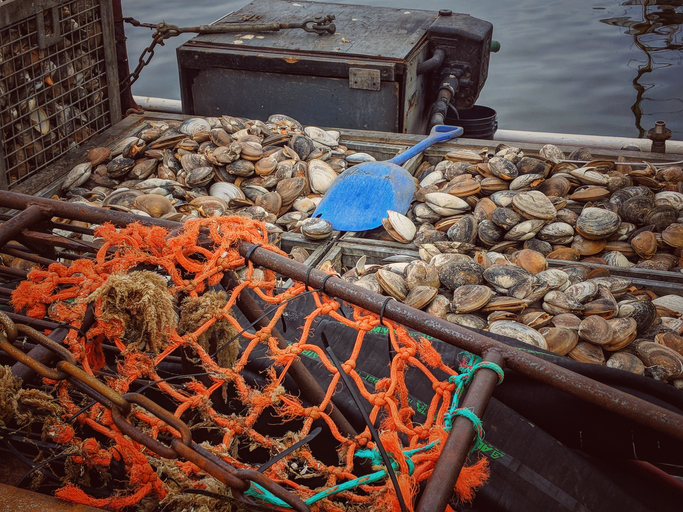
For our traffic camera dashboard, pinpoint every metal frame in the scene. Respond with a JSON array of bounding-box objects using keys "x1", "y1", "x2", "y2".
[{"x1": 0, "y1": 0, "x2": 121, "y2": 191}]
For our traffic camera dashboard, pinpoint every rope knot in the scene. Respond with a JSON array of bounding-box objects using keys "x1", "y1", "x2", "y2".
[
  {"x1": 369, "y1": 392, "x2": 388, "y2": 407},
  {"x1": 319, "y1": 301, "x2": 339, "y2": 315},
  {"x1": 397, "y1": 346, "x2": 416, "y2": 360},
  {"x1": 341, "y1": 360, "x2": 355, "y2": 373},
  {"x1": 432, "y1": 381, "x2": 451, "y2": 395}
]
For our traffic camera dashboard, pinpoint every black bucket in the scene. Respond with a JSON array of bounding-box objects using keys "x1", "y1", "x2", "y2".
[{"x1": 446, "y1": 105, "x2": 498, "y2": 140}]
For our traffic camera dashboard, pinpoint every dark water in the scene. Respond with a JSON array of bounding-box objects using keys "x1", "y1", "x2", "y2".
[{"x1": 120, "y1": 0, "x2": 683, "y2": 139}]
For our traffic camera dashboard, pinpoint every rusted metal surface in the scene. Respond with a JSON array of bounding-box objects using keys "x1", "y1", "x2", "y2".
[
  {"x1": 416, "y1": 350, "x2": 504, "y2": 512},
  {"x1": 0, "y1": 483, "x2": 106, "y2": 512},
  {"x1": 0, "y1": 205, "x2": 46, "y2": 248}
]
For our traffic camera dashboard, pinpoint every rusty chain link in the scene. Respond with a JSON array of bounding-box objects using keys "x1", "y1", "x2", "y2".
[
  {"x1": 120, "y1": 15, "x2": 335, "y2": 93},
  {"x1": 0, "y1": 311, "x2": 309, "y2": 512}
]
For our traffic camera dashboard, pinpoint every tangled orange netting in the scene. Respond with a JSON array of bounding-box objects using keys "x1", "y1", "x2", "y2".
[{"x1": 11, "y1": 216, "x2": 490, "y2": 511}]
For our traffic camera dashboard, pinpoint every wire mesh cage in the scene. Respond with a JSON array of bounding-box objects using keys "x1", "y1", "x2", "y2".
[{"x1": 0, "y1": 0, "x2": 121, "y2": 191}]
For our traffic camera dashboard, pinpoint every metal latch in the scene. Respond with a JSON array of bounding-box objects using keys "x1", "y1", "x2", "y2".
[{"x1": 349, "y1": 68, "x2": 381, "y2": 91}]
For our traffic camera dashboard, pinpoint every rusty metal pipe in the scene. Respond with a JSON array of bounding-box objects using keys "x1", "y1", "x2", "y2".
[
  {"x1": 237, "y1": 243, "x2": 683, "y2": 442},
  {"x1": 222, "y1": 272, "x2": 357, "y2": 438},
  {"x1": 416, "y1": 350, "x2": 504, "y2": 512},
  {"x1": 0, "y1": 204, "x2": 46, "y2": 249}
]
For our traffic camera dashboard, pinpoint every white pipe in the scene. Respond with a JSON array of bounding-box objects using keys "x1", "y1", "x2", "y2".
[
  {"x1": 129, "y1": 95, "x2": 683, "y2": 156},
  {"x1": 494, "y1": 128, "x2": 683, "y2": 154},
  {"x1": 133, "y1": 95, "x2": 183, "y2": 114}
]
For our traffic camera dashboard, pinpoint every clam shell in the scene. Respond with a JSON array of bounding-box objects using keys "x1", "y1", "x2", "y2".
[
  {"x1": 489, "y1": 320, "x2": 548, "y2": 349},
  {"x1": 62, "y1": 162, "x2": 92, "y2": 191},
  {"x1": 617, "y1": 299, "x2": 657, "y2": 333},
  {"x1": 404, "y1": 260, "x2": 440, "y2": 290},
  {"x1": 385, "y1": 210, "x2": 416, "y2": 243},
  {"x1": 654, "y1": 191, "x2": 683, "y2": 211},
  {"x1": 491, "y1": 207, "x2": 522, "y2": 230},
  {"x1": 488, "y1": 157, "x2": 519, "y2": 180},
  {"x1": 439, "y1": 261, "x2": 485, "y2": 290},
  {"x1": 563, "y1": 281, "x2": 598, "y2": 303},
  {"x1": 479, "y1": 296, "x2": 531, "y2": 313},
  {"x1": 300, "y1": 217, "x2": 333, "y2": 240},
  {"x1": 477, "y1": 220, "x2": 504, "y2": 246},
  {"x1": 606, "y1": 352, "x2": 645, "y2": 375},
  {"x1": 620, "y1": 195, "x2": 654, "y2": 224},
  {"x1": 644, "y1": 205, "x2": 678, "y2": 232},
  {"x1": 425, "y1": 193, "x2": 470, "y2": 216},
  {"x1": 519, "y1": 309, "x2": 553, "y2": 328},
  {"x1": 87, "y1": 147, "x2": 111, "y2": 166},
  {"x1": 276, "y1": 177, "x2": 307, "y2": 205},
  {"x1": 538, "y1": 176, "x2": 571, "y2": 197},
  {"x1": 514, "y1": 249, "x2": 547, "y2": 274},
  {"x1": 552, "y1": 313, "x2": 582, "y2": 330},
  {"x1": 536, "y1": 269, "x2": 570, "y2": 290},
  {"x1": 536, "y1": 222, "x2": 574, "y2": 244},
  {"x1": 451, "y1": 285, "x2": 493, "y2": 313},
  {"x1": 308, "y1": 160, "x2": 338, "y2": 194},
  {"x1": 575, "y1": 207, "x2": 621, "y2": 240},
  {"x1": 511, "y1": 190, "x2": 557, "y2": 220},
  {"x1": 662, "y1": 223, "x2": 683, "y2": 247},
  {"x1": 504, "y1": 219, "x2": 545, "y2": 241},
  {"x1": 578, "y1": 316, "x2": 614, "y2": 345},
  {"x1": 134, "y1": 194, "x2": 173, "y2": 218},
  {"x1": 447, "y1": 215, "x2": 477, "y2": 244},
  {"x1": 539, "y1": 327, "x2": 579, "y2": 355},
  {"x1": 447, "y1": 314, "x2": 488, "y2": 330},
  {"x1": 425, "y1": 294, "x2": 451, "y2": 318},
  {"x1": 483, "y1": 265, "x2": 536, "y2": 291},
  {"x1": 404, "y1": 286, "x2": 438, "y2": 309},
  {"x1": 652, "y1": 295, "x2": 683, "y2": 315},
  {"x1": 568, "y1": 341, "x2": 605, "y2": 364},
  {"x1": 636, "y1": 342, "x2": 683, "y2": 379},
  {"x1": 180, "y1": 117, "x2": 211, "y2": 136},
  {"x1": 102, "y1": 188, "x2": 144, "y2": 209},
  {"x1": 603, "y1": 317, "x2": 638, "y2": 351}
]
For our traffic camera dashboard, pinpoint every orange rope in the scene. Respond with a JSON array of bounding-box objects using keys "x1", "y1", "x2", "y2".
[{"x1": 10, "y1": 216, "x2": 490, "y2": 510}]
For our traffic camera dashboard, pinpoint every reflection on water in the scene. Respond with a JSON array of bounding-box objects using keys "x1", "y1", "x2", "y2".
[{"x1": 601, "y1": 1, "x2": 683, "y2": 136}]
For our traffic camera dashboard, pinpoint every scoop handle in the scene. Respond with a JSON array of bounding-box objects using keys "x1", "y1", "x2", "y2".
[{"x1": 386, "y1": 125, "x2": 464, "y2": 166}]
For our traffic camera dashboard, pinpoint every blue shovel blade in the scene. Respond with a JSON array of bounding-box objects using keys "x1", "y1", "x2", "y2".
[{"x1": 313, "y1": 162, "x2": 415, "y2": 232}]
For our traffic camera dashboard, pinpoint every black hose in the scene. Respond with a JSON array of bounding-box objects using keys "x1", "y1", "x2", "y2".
[{"x1": 417, "y1": 48, "x2": 446, "y2": 75}]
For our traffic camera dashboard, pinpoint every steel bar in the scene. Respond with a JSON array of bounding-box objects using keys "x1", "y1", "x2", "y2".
[
  {"x1": 416, "y1": 350, "x2": 504, "y2": 512},
  {"x1": 0, "y1": 266, "x2": 28, "y2": 279},
  {"x1": 12, "y1": 304, "x2": 96, "y2": 382},
  {"x1": 222, "y1": 272, "x2": 358, "y2": 438},
  {"x1": 2, "y1": 193, "x2": 682, "y2": 440},
  {"x1": 0, "y1": 205, "x2": 47, "y2": 249},
  {"x1": 238, "y1": 243, "x2": 683, "y2": 442},
  {"x1": 21, "y1": 230, "x2": 101, "y2": 253},
  {"x1": 1, "y1": 246, "x2": 58, "y2": 267}
]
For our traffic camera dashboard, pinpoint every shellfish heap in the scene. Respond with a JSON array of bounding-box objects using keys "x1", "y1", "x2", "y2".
[
  {"x1": 54, "y1": 114, "x2": 683, "y2": 386},
  {"x1": 347, "y1": 144, "x2": 683, "y2": 387},
  {"x1": 59, "y1": 114, "x2": 372, "y2": 248}
]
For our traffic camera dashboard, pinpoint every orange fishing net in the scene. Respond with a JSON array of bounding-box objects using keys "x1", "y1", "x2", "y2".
[{"x1": 11, "y1": 216, "x2": 491, "y2": 511}]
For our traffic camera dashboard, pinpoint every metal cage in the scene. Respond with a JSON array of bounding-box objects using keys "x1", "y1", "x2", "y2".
[{"x1": 0, "y1": 0, "x2": 121, "y2": 191}]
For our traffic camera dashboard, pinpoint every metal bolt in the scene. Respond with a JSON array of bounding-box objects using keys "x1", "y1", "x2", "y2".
[
  {"x1": 439, "y1": 9, "x2": 452, "y2": 16},
  {"x1": 647, "y1": 120, "x2": 672, "y2": 154}
]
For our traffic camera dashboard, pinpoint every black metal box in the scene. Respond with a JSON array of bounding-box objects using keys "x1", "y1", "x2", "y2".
[
  {"x1": 177, "y1": 0, "x2": 492, "y2": 134},
  {"x1": 0, "y1": 0, "x2": 121, "y2": 192}
]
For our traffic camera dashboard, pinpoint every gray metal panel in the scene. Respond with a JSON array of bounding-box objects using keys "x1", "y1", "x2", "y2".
[
  {"x1": 192, "y1": 0, "x2": 435, "y2": 61},
  {"x1": 191, "y1": 67, "x2": 400, "y2": 132}
]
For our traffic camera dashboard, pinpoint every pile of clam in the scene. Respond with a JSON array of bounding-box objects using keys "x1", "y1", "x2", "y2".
[
  {"x1": 339, "y1": 247, "x2": 683, "y2": 387},
  {"x1": 361, "y1": 143, "x2": 683, "y2": 385},
  {"x1": 60, "y1": 114, "x2": 373, "y2": 242}
]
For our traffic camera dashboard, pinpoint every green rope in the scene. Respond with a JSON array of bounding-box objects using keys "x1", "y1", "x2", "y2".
[{"x1": 244, "y1": 353, "x2": 504, "y2": 507}]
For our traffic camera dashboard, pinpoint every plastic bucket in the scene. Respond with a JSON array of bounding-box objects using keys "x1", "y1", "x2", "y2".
[{"x1": 446, "y1": 105, "x2": 498, "y2": 140}]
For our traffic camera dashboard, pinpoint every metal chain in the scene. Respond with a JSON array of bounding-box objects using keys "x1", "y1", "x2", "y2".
[
  {"x1": 119, "y1": 15, "x2": 336, "y2": 93},
  {"x1": 0, "y1": 311, "x2": 309, "y2": 512}
]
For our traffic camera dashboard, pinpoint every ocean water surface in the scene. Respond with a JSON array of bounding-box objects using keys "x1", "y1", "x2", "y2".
[{"x1": 120, "y1": 0, "x2": 683, "y2": 139}]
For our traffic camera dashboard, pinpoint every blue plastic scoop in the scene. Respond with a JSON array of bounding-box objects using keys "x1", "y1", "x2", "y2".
[{"x1": 312, "y1": 125, "x2": 464, "y2": 232}]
